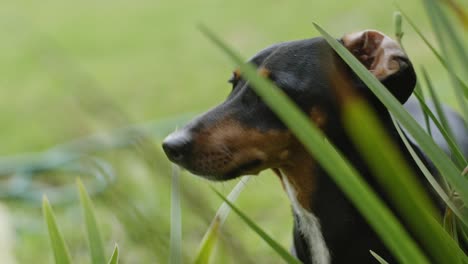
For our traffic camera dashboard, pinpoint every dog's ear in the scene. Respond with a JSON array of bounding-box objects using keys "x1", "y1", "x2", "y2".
[{"x1": 341, "y1": 30, "x2": 416, "y2": 103}]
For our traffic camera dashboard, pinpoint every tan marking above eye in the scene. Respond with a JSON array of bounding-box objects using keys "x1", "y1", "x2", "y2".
[
  {"x1": 258, "y1": 67, "x2": 271, "y2": 78},
  {"x1": 233, "y1": 68, "x2": 241, "y2": 80},
  {"x1": 230, "y1": 67, "x2": 271, "y2": 83}
]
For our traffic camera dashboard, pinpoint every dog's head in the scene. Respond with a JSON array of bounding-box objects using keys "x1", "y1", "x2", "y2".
[{"x1": 162, "y1": 30, "x2": 416, "y2": 181}]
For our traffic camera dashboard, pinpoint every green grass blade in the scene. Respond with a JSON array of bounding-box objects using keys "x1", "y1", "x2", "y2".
[
  {"x1": 423, "y1": 0, "x2": 468, "y2": 121},
  {"x1": 414, "y1": 88, "x2": 433, "y2": 137},
  {"x1": 42, "y1": 196, "x2": 73, "y2": 264},
  {"x1": 194, "y1": 176, "x2": 250, "y2": 264},
  {"x1": 77, "y1": 178, "x2": 106, "y2": 264},
  {"x1": 170, "y1": 164, "x2": 182, "y2": 264},
  {"x1": 412, "y1": 93, "x2": 466, "y2": 169},
  {"x1": 370, "y1": 250, "x2": 390, "y2": 264},
  {"x1": 392, "y1": 115, "x2": 468, "y2": 226},
  {"x1": 342, "y1": 98, "x2": 462, "y2": 263},
  {"x1": 200, "y1": 25, "x2": 429, "y2": 264},
  {"x1": 314, "y1": 23, "x2": 468, "y2": 205},
  {"x1": 397, "y1": 6, "x2": 468, "y2": 99},
  {"x1": 107, "y1": 244, "x2": 119, "y2": 264},
  {"x1": 423, "y1": 0, "x2": 468, "y2": 72},
  {"x1": 422, "y1": 68, "x2": 454, "y2": 136},
  {"x1": 212, "y1": 188, "x2": 301, "y2": 264}
]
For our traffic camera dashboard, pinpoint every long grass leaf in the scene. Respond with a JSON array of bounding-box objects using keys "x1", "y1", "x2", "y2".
[
  {"x1": 342, "y1": 97, "x2": 461, "y2": 263},
  {"x1": 77, "y1": 178, "x2": 106, "y2": 264},
  {"x1": 314, "y1": 23, "x2": 468, "y2": 206},
  {"x1": 194, "y1": 176, "x2": 250, "y2": 264},
  {"x1": 412, "y1": 94, "x2": 466, "y2": 168},
  {"x1": 212, "y1": 188, "x2": 301, "y2": 264},
  {"x1": 392, "y1": 115, "x2": 468, "y2": 226},
  {"x1": 170, "y1": 164, "x2": 182, "y2": 264},
  {"x1": 370, "y1": 250, "x2": 390, "y2": 264},
  {"x1": 200, "y1": 25, "x2": 429, "y2": 264},
  {"x1": 423, "y1": 0, "x2": 468, "y2": 121},
  {"x1": 42, "y1": 196, "x2": 72, "y2": 264},
  {"x1": 414, "y1": 88, "x2": 433, "y2": 136},
  {"x1": 107, "y1": 244, "x2": 119, "y2": 264},
  {"x1": 397, "y1": 6, "x2": 468, "y2": 99}
]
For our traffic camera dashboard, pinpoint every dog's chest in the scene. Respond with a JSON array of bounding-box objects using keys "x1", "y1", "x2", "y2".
[{"x1": 282, "y1": 175, "x2": 330, "y2": 264}]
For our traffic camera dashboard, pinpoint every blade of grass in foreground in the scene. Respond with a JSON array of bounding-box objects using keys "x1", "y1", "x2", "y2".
[
  {"x1": 420, "y1": 68, "x2": 466, "y2": 168},
  {"x1": 200, "y1": 25, "x2": 429, "y2": 263},
  {"x1": 424, "y1": 0, "x2": 468, "y2": 122},
  {"x1": 396, "y1": 5, "x2": 468, "y2": 99},
  {"x1": 107, "y1": 244, "x2": 119, "y2": 264},
  {"x1": 43, "y1": 196, "x2": 72, "y2": 264},
  {"x1": 341, "y1": 97, "x2": 462, "y2": 263},
  {"x1": 77, "y1": 178, "x2": 106, "y2": 264},
  {"x1": 392, "y1": 115, "x2": 468, "y2": 226},
  {"x1": 212, "y1": 188, "x2": 301, "y2": 264},
  {"x1": 314, "y1": 23, "x2": 468, "y2": 206},
  {"x1": 194, "y1": 176, "x2": 250, "y2": 264},
  {"x1": 170, "y1": 164, "x2": 182, "y2": 264},
  {"x1": 370, "y1": 250, "x2": 390, "y2": 264}
]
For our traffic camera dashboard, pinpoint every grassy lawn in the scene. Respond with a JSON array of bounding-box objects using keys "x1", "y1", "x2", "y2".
[{"x1": 0, "y1": 0, "x2": 460, "y2": 263}]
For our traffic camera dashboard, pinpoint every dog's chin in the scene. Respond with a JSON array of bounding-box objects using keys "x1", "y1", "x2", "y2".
[{"x1": 185, "y1": 159, "x2": 264, "y2": 182}]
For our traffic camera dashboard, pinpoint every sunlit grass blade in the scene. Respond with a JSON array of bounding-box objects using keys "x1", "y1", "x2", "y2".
[
  {"x1": 107, "y1": 244, "x2": 119, "y2": 264},
  {"x1": 314, "y1": 23, "x2": 468, "y2": 206},
  {"x1": 77, "y1": 178, "x2": 106, "y2": 264},
  {"x1": 194, "y1": 176, "x2": 250, "y2": 264},
  {"x1": 212, "y1": 188, "x2": 301, "y2": 264},
  {"x1": 200, "y1": 25, "x2": 429, "y2": 263},
  {"x1": 423, "y1": 0, "x2": 468, "y2": 121},
  {"x1": 396, "y1": 5, "x2": 468, "y2": 99},
  {"x1": 42, "y1": 196, "x2": 72, "y2": 264},
  {"x1": 391, "y1": 115, "x2": 468, "y2": 227},
  {"x1": 170, "y1": 164, "x2": 182, "y2": 264},
  {"x1": 341, "y1": 96, "x2": 462, "y2": 263},
  {"x1": 370, "y1": 250, "x2": 390, "y2": 264}
]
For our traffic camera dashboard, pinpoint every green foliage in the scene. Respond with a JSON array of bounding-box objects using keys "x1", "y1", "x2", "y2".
[
  {"x1": 43, "y1": 181, "x2": 119, "y2": 264},
  {"x1": 108, "y1": 245, "x2": 119, "y2": 264},
  {"x1": 77, "y1": 178, "x2": 106, "y2": 264},
  {"x1": 42, "y1": 196, "x2": 73, "y2": 264},
  {"x1": 370, "y1": 250, "x2": 390, "y2": 264},
  {"x1": 212, "y1": 188, "x2": 301, "y2": 264},
  {"x1": 194, "y1": 176, "x2": 250, "y2": 264},
  {"x1": 314, "y1": 23, "x2": 468, "y2": 205}
]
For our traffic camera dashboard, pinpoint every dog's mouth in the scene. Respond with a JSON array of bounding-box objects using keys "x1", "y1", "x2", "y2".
[
  {"x1": 223, "y1": 158, "x2": 263, "y2": 180},
  {"x1": 185, "y1": 156, "x2": 264, "y2": 181}
]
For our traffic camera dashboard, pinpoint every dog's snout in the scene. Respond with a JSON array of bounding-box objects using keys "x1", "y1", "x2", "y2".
[{"x1": 162, "y1": 132, "x2": 192, "y2": 163}]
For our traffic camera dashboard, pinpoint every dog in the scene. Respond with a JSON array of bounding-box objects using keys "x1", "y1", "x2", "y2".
[{"x1": 162, "y1": 30, "x2": 468, "y2": 263}]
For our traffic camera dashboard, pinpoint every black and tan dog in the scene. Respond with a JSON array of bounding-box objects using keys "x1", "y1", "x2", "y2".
[{"x1": 162, "y1": 30, "x2": 467, "y2": 263}]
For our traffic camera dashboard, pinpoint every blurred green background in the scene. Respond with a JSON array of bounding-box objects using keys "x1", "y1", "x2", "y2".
[{"x1": 0, "y1": 0, "x2": 461, "y2": 263}]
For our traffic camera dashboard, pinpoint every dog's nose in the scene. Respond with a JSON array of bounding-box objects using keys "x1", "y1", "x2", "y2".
[{"x1": 162, "y1": 132, "x2": 192, "y2": 163}]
